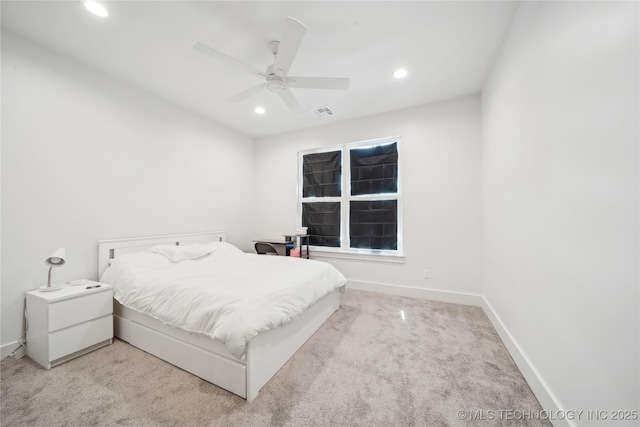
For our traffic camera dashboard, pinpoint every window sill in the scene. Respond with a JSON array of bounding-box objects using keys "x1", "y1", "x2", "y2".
[{"x1": 308, "y1": 249, "x2": 405, "y2": 264}]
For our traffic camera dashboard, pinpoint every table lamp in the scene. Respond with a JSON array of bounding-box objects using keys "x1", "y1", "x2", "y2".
[{"x1": 40, "y1": 248, "x2": 66, "y2": 292}]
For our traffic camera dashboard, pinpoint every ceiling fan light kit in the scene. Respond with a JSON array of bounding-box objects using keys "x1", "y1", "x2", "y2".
[
  {"x1": 194, "y1": 16, "x2": 350, "y2": 113},
  {"x1": 266, "y1": 76, "x2": 287, "y2": 93}
]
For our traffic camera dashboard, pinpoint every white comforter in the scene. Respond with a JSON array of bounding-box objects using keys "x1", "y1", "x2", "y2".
[{"x1": 100, "y1": 242, "x2": 347, "y2": 359}]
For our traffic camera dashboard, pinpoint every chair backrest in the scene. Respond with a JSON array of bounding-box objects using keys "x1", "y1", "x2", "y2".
[{"x1": 255, "y1": 242, "x2": 279, "y2": 255}]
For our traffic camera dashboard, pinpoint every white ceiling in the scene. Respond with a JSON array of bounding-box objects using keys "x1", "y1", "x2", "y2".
[{"x1": 2, "y1": 1, "x2": 520, "y2": 138}]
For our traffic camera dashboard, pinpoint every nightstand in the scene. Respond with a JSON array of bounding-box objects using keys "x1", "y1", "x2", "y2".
[{"x1": 26, "y1": 281, "x2": 113, "y2": 369}]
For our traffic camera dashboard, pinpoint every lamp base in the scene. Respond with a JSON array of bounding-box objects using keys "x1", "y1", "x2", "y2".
[{"x1": 39, "y1": 283, "x2": 65, "y2": 292}]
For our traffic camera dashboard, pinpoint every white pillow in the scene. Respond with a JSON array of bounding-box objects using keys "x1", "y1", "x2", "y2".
[
  {"x1": 150, "y1": 243, "x2": 214, "y2": 262},
  {"x1": 203, "y1": 241, "x2": 243, "y2": 258},
  {"x1": 100, "y1": 250, "x2": 170, "y2": 283}
]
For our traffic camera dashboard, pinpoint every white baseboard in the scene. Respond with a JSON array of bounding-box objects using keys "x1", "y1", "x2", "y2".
[
  {"x1": 1, "y1": 341, "x2": 20, "y2": 360},
  {"x1": 347, "y1": 280, "x2": 565, "y2": 427},
  {"x1": 481, "y1": 297, "x2": 570, "y2": 427},
  {"x1": 346, "y1": 280, "x2": 484, "y2": 307}
]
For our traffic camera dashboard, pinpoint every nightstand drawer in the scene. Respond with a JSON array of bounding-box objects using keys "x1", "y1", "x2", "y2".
[
  {"x1": 49, "y1": 315, "x2": 113, "y2": 361},
  {"x1": 48, "y1": 290, "x2": 112, "y2": 332}
]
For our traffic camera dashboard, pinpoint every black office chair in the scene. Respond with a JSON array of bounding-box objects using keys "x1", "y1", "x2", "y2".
[{"x1": 255, "y1": 242, "x2": 279, "y2": 255}]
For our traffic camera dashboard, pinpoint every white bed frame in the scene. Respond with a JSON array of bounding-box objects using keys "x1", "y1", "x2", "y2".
[{"x1": 98, "y1": 231, "x2": 340, "y2": 402}]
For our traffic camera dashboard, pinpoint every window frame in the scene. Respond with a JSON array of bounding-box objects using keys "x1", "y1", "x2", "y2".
[{"x1": 297, "y1": 136, "x2": 404, "y2": 260}]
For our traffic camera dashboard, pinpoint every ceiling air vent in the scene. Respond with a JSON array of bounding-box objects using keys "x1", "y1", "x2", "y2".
[{"x1": 312, "y1": 107, "x2": 335, "y2": 118}]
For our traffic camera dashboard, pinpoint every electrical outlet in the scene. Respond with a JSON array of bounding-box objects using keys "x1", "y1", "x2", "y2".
[{"x1": 423, "y1": 269, "x2": 430, "y2": 279}]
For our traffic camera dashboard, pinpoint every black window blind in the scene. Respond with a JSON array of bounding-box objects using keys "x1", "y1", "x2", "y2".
[
  {"x1": 302, "y1": 151, "x2": 341, "y2": 198},
  {"x1": 350, "y1": 200, "x2": 398, "y2": 250},
  {"x1": 302, "y1": 202, "x2": 341, "y2": 247},
  {"x1": 350, "y1": 142, "x2": 398, "y2": 196}
]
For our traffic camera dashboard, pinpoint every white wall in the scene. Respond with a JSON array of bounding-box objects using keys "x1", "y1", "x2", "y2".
[
  {"x1": 482, "y1": 1, "x2": 639, "y2": 424},
  {"x1": 1, "y1": 32, "x2": 255, "y2": 353},
  {"x1": 254, "y1": 96, "x2": 483, "y2": 302}
]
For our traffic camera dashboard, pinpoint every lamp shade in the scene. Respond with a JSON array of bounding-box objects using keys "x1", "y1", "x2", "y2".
[
  {"x1": 40, "y1": 248, "x2": 67, "y2": 292},
  {"x1": 45, "y1": 248, "x2": 66, "y2": 267}
]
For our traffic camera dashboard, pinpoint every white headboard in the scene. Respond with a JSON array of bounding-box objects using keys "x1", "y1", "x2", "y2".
[{"x1": 97, "y1": 231, "x2": 227, "y2": 277}]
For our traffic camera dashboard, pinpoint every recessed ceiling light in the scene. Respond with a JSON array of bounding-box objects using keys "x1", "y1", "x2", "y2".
[
  {"x1": 254, "y1": 107, "x2": 265, "y2": 115},
  {"x1": 393, "y1": 68, "x2": 408, "y2": 79},
  {"x1": 84, "y1": 1, "x2": 109, "y2": 18}
]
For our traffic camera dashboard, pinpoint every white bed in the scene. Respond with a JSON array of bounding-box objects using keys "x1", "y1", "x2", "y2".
[{"x1": 98, "y1": 231, "x2": 345, "y2": 401}]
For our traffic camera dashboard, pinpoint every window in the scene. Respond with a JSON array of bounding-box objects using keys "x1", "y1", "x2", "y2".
[{"x1": 298, "y1": 137, "x2": 402, "y2": 257}]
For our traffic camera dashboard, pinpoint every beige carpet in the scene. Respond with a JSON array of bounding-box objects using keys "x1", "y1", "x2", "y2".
[{"x1": 1, "y1": 289, "x2": 549, "y2": 426}]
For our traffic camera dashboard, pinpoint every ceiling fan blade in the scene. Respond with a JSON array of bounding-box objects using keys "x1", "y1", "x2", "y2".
[
  {"x1": 287, "y1": 77, "x2": 350, "y2": 91},
  {"x1": 226, "y1": 83, "x2": 266, "y2": 103},
  {"x1": 193, "y1": 42, "x2": 266, "y2": 79},
  {"x1": 279, "y1": 89, "x2": 305, "y2": 113},
  {"x1": 272, "y1": 17, "x2": 307, "y2": 76}
]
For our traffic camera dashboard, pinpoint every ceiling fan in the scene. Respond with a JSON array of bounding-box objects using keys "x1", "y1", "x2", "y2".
[{"x1": 193, "y1": 16, "x2": 350, "y2": 112}]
